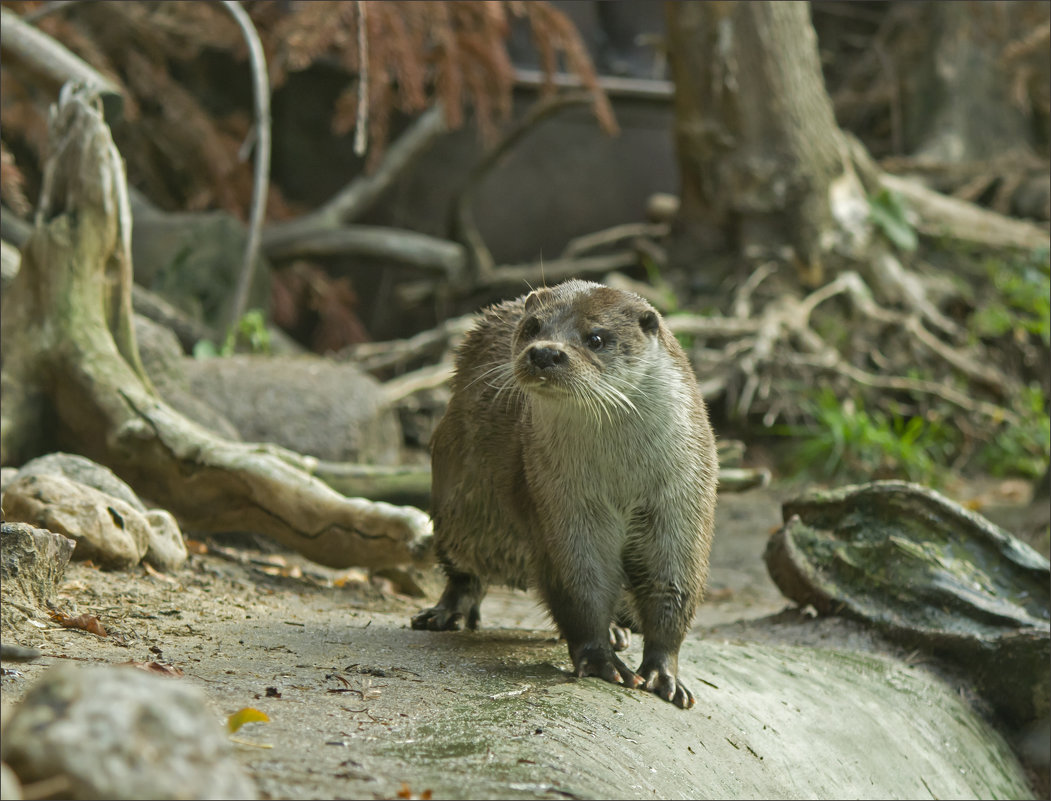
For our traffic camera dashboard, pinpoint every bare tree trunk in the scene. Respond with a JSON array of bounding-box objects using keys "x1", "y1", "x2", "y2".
[
  {"x1": 664, "y1": 1, "x2": 861, "y2": 286},
  {"x1": 902, "y1": 2, "x2": 1046, "y2": 162}
]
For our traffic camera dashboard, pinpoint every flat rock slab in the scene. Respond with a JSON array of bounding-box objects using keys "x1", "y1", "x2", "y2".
[
  {"x1": 0, "y1": 488, "x2": 1035, "y2": 800},
  {"x1": 180, "y1": 613, "x2": 1030, "y2": 800}
]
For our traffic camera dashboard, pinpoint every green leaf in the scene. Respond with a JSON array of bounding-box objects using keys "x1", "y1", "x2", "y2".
[{"x1": 868, "y1": 189, "x2": 917, "y2": 252}]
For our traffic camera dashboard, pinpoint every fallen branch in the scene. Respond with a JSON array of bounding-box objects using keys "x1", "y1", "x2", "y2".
[
  {"x1": 342, "y1": 313, "x2": 476, "y2": 374},
  {"x1": 265, "y1": 225, "x2": 466, "y2": 279},
  {"x1": 0, "y1": 6, "x2": 123, "y2": 119},
  {"x1": 261, "y1": 104, "x2": 448, "y2": 259},
  {"x1": 880, "y1": 172, "x2": 1048, "y2": 252},
  {"x1": 449, "y1": 91, "x2": 597, "y2": 279},
  {"x1": 561, "y1": 222, "x2": 669, "y2": 259},
  {"x1": 0, "y1": 85, "x2": 431, "y2": 570}
]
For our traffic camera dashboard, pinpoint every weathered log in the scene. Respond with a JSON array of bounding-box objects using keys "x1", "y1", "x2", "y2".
[{"x1": 0, "y1": 84, "x2": 431, "y2": 570}]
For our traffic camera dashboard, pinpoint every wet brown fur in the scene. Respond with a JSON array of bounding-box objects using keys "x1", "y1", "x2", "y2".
[{"x1": 411, "y1": 280, "x2": 718, "y2": 708}]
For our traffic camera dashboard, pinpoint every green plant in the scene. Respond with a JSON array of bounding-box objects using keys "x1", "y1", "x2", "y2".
[
  {"x1": 193, "y1": 309, "x2": 271, "y2": 359},
  {"x1": 978, "y1": 383, "x2": 1050, "y2": 478},
  {"x1": 970, "y1": 248, "x2": 1051, "y2": 347},
  {"x1": 867, "y1": 188, "x2": 917, "y2": 252},
  {"x1": 776, "y1": 389, "x2": 959, "y2": 483}
]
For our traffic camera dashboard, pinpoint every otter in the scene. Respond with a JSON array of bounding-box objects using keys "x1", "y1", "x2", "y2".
[{"x1": 411, "y1": 280, "x2": 717, "y2": 708}]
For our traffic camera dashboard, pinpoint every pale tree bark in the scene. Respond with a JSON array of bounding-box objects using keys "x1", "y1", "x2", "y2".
[
  {"x1": 663, "y1": 0, "x2": 1047, "y2": 288},
  {"x1": 664, "y1": 0, "x2": 857, "y2": 287},
  {"x1": 0, "y1": 85, "x2": 432, "y2": 570},
  {"x1": 902, "y1": 1, "x2": 1046, "y2": 162}
]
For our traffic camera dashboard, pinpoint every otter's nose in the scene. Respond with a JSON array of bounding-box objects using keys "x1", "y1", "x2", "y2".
[{"x1": 528, "y1": 345, "x2": 566, "y2": 369}]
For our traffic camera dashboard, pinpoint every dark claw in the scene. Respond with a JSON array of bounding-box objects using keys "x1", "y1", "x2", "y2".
[
  {"x1": 411, "y1": 606, "x2": 466, "y2": 631},
  {"x1": 638, "y1": 664, "x2": 695, "y2": 709},
  {"x1": 573, "y1": 645, "x2": 643, "y2": 688}
]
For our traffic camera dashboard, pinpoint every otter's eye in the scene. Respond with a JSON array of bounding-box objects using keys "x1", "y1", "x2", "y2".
[
  {"x1": 521, "y1": 316, "x2": 541, "y2": 339},
  {"x1": 586, "y1": 332, "x2": 604, "y2": 351}
]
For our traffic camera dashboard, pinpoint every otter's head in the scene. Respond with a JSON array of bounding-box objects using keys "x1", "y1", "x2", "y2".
[{"x1": 510, "y1": 280, "x2": 662, "y2": 419}]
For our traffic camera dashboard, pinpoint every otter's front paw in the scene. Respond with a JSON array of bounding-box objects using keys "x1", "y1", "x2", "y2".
[
  {"x1": 572, "y1": 645, "x2": 643, "y2": 688},
  {"x1": 411, "y1": 604, "x2": 479, "y2": 631},
  {"x1": 638, "y1": 659, "x2": 695, "y2": 709}
]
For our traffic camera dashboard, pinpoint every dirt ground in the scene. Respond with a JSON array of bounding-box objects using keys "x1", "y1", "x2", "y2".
[{"x1": 0, "y1": 480, "x2": 1043, "y2": 799}]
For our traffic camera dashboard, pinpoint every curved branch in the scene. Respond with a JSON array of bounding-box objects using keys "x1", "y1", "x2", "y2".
[
  {"x1": 880, "y1": 172, "x2": 1048, "y2": 252},
  {"x1": 220, "y1": 0, "x2": 271, "y2": 329},
  {"x1": 264, "y1": 225, "x2": 466, "y2": 278},
  {"x1": 262, "y1": 105, "x2": 449, "y2": 257},
  {"x1": 0, "y1": 6, "x2": 123, "y2": 119},
  {"x1": 448, "y1": 91, "x2": 597, "y2": 279}
]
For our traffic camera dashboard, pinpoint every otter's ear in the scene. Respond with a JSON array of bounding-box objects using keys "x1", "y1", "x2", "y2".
[
  {"x1": 524, "y1": 288, "x2": 550, "y2": 313},
  {"x1": 639, "y1": 310, "x2": 660, "y2": 335}
]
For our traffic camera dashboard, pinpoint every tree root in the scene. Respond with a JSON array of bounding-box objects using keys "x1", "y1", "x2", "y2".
[{"x1": 0, "y1": 85, "x2": 431, "y2": 570}]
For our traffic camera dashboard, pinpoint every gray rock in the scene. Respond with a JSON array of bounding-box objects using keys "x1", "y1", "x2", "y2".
[
  {"x1": 16, "y1": 452, "x2": 146, "y2": 512},
  {"x1": 0, "y1": 522, "x2": 75, "y2": 630},
  {"x1": 0, "y1": 663, "x2": 257, "y2": 800},
  {"x1": 7, "y1": 455, "x2": 188, "y2": 572},
  {"x1": 1, "y1": 466, "x2": 18, "y2": 492},
  {"x1": 184, "y1": 355, "x2": 402, "y2": 464},
  {"x1": 143, "y1": 509, "x2": 188, "y2": 571},
  {"x1": 2, "y1": 474, "x2": 150, "y2": 568},
  {"x1": 134, "y1": 315, "x2": 243, "y2": 443},
  {"x1": 133, "y1": 316, "x2": 401, "y2": 464}
]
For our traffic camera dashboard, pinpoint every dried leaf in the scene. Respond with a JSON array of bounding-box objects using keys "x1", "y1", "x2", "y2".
[
  {"x1": 49, "y1": 611, "x2": 108, "y2": 637},
  {"x1": 227, "y1": 707, "x2": 271, "y2": 733}
]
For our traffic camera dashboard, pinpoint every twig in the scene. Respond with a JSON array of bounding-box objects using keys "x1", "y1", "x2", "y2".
[
  {"x1": 22, "y1": 1, "x2": 79, "y2": 23},
  {"x1": 787, "y1": 351, "x2": 1020, "y2": 426},
  {"x1": 473, "y1": 251, "x2": 637, "y2": 291},
  {"x1": 353, "y1": 0, "x2": 368, "y2": 157},
  {"x1": 342, "y1": 313, "x2": 476, "y2": 373},
  {"x1": 382, "y1": 361, "x2": 455, "y2": 405},
  {"x1": 221, "y1": 0, "x2": 271, "y2": 329},
  {"x1": 732, "y1": 261, "x2": 778, "y2": 318},
  {"x1": 262, "y1": 105, "x2": 448, "y2": 257},
  {"x1": 449, "y1": 91, "x2": 597, "y2": 279},
  {"x1": 0, "y1": 6, "x2": 123, "y2": 119},
  {"x1": 562, "y1": 222, "x2": 669, "y2": 259}
]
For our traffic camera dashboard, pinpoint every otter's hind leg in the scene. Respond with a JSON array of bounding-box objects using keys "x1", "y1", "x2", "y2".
[{"x1": 411, "y1": 566, "x2": 486, "y2": 631}]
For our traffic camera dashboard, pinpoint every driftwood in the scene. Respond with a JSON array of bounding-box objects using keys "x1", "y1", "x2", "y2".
[
  {"x1": 0, "y1": 85, "x2": 431, "y2": 570},
  {"x1": 0, "y1": 6, "x2": 122, "y2": 119}
]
